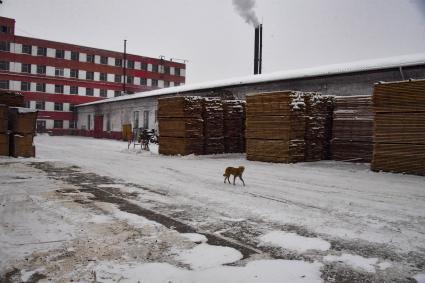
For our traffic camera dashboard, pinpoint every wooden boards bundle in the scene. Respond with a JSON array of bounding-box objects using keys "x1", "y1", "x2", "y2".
[
  {"x1": 372, "y1": 80, "x2": 425, "y2": 175},
  {"x1": 158, "y1": 96, "x2": 204, "y2": 155},
  {"x1": 223, "y1": 100, "x2": 245, "y2": 153},
  {"x1": 246, "y1": 91, "x2": 332, "y2": 163},
  {"x1": 203, "y1": 98, "x2": 224, "y2": 154},
  {"x1": 158, "y1": 97, "x2": 246, "y2": 156},
  {"x1": 331, "y1": 95, "x2": 373, "y2": 162}
]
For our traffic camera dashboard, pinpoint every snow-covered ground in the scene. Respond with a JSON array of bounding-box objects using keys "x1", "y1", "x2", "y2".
[{"x1": 1, "y1": 135, "x2": 424, "y2": 282}]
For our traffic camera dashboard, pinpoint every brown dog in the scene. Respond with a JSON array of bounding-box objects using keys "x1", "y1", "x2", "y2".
[{"x1": 223, "y1": 166, "x2": 245, "y2": 186}]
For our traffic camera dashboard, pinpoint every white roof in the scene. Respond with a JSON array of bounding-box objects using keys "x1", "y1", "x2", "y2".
[{"x1": 78, "y1": 53, "x2": 425, "y2": 107}]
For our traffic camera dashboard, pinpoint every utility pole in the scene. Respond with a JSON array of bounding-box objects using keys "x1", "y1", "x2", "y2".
[{"x1": 122, "y1": 39, "x2": 127, "y2": 95}]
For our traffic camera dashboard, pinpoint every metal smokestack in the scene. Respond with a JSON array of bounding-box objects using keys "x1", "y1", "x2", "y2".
[{"x1": 254, "y1": 24, "x2": 262, "y2": 75}]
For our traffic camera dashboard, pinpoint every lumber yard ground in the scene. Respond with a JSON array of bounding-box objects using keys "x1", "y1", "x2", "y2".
[{"x1": 0, "y1": 135, "x2": 424, "y2": 283}]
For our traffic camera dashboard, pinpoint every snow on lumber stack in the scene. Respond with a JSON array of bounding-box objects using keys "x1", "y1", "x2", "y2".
[
  {"x1": 203, "y1": 98, "x2": 224, "y2": 154},
  {"x1": 246, "y1": 91, "x2": 307, "y2": 163},
  {"x1": 223, "y1": 100, "x2": 245, "y2": 153},
  {"x1": 372, "y1": 79, "x2": 425, "y2": 175},
  {"x1": 0, "y1": 90, "x2": 25, "y2": 107},
  {"x1": 331, "y1": 95, "x2": 373, "y2": 162},
  {"x1": 304, "y1": 94, "x2": 334, "y2": 161},
  {"x1": 158, "y1": 96, "x2": 204, "y2": 156}
]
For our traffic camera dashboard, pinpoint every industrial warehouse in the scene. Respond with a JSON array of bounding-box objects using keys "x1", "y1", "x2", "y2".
[{"x1": 1, "y1": 1, "x2": 425, "y2": 282}]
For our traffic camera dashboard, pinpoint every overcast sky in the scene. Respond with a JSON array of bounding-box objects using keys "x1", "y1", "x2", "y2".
[{"x1": 1, "y1": 0, "x2": 425, "y2": 84}]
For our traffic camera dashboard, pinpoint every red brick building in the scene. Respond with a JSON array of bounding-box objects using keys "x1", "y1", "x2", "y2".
[{"x1": 0, "y1": 16, "x2": 186, "y2": 132}]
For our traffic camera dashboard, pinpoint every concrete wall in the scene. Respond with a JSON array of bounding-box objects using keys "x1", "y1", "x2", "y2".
[{"x1": 77, "y1": 96, "x2": 159, "y2": 133}]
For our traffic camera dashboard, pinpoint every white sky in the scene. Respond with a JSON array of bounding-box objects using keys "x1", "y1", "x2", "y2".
[{"x1": 1, "y1": 0, "x2": 425, "y2": 84}]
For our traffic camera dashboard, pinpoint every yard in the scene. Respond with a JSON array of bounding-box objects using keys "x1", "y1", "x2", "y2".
[{"x1": 1, "y1": 135, "x2": 424, "y2": 282}]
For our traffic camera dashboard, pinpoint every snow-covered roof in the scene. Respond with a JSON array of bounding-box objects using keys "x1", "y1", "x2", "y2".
[{"x1": 78, "y1": 53, "x2": 425, "y2": 107}]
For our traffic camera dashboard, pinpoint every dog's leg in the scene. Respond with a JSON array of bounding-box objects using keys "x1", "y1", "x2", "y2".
[
  {"x1": 224, "y1": 176, "x2": 226, "y2": 184},
  {"x1": 239, "y1": 175, "x2": 245, "y2": 186},
  {"x1": 233, "y1": 175, "x2": 236, "y2": 185},
  {"x1": 227, "y1": 176, "x2": 231, "y2": 184}
]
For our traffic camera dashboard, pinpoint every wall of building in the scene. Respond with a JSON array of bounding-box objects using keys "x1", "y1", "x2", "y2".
[
  {"x1": 0, "y1": 16, "x2": 186, "y2": 132},
  {"x1": 76, "y1": 64, "x2": 425, "y2": 140}
]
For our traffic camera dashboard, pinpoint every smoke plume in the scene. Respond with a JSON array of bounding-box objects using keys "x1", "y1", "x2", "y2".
[{"x1": 232, "y1": 0, "x2": 260, "y2": 27}]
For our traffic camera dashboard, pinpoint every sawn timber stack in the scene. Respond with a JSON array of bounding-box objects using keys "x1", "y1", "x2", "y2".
[{"x1": 372, "y1": 79, "x2": 425, "y2": 176}]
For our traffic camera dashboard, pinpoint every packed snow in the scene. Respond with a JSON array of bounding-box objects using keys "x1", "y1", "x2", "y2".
[
  {"x1": 1, "y1": 135, "x2": 424, "y2": 281},
  {"x1": 259, "y1": 231, "x2": 331, "y2": 253}
]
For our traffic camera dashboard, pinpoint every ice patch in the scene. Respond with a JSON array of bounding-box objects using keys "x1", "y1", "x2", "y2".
[
  {"x1": 180, "y1": 233, "x2": 208, "y2": 243},
  {"x1": 97, "y1": 184, "x2": 127, "y2": 189},
  {"x1": 89, "y1": 214, "x2": 114, "y2": 224},
  {"x1": 177, "y1": 243, "x2": 243, "y2": 269},
  {"x1": 414, "y1": 273, "x2": 425, "y2": 283},
  {"x1": 95, "y1": 259, "x2": 323, "y2": 283},
  {"x1": 323, "y1": 254, "x2": 378, "y2": 273},
  {"x1": 219, "y1": 216, "x2": 245, "y2": 222},
  {"x1": 259, "y1": 231, "x2": 330, "y2": 253}
]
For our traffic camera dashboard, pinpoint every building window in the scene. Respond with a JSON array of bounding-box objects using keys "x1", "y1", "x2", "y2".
[
  {"x1": 126, "y1": 76, "x2": 134, "y2": 84},
  {"x1": 164, "y1": 66, "x2": 170, "y2": 75},
  {"x1": 141, "y1": 62, "x2": 147, "y2": 71},
  {"x1": 114, "y1": 91, "x2": 121, "y2": 97},
  {"x1": 143, "y1": 111, "x2": 149, "y2": 129},
  {"x1": 114, "y1": 74, "x2": 122, "y2": 83},
  {"x1": 21, "y1": 81, "x2": 31, "y2": 91},
  {"x1": 0, "y1": 25, "x2": 8, "y2": 33},
  {"x1": 71, "y1": 51, "x2": 79, "y2": 61},
  {"x1": 35, "y1": 101, "x2": 45, "y2": 110},
  {"x1": 86, "y1": 71, "x2": 94, "y2": 80},
  {"x1": 69, "y1": 104, "x2": 76, "y2": 112},
  {"x1": 115, "y1": 58, "x2": 122, "y2": 67},
  {"x1": 99, "y1": 89, "x2": 107, "y2": 97},
  {"x1": 22, "y1": 45, "x2": 32, "y2": 55},
  {"x1": 54, "y1": 120, "x2": 63, "y2": 129},
  {"x1": 55, "y1": 84, "x2": 64, "y2": 94},
  {"x1": 0, "y1": 61, "x2": 9, "y2": 71},
  {"x1": 55, "y1": 68, "x2": 64, "y2": 77},
  {"x1": 127, "y1": 60, "x2": 135, "y2": 69},
  {"x1": 0, "y1": 42, "x2": 10, "y2": 52},
  {"x1": 86, "y1": 54, "x2": 95, "y2": 63},
  {"x1": 70, "y1": 85, "x2": 78, "y2": 94},
  {"x1": 0, "y1": 80, "x2": 9, "y2": 90},
  {"x1": 175, "y1": 68, "x2": 181, "y2": 76},
  {"x1": 140, "y1": 78, "x2": 147, "y2": 85},
  {"x1": 152, "y1": 79, "x2": 158, "y2": 87},
  {"x1": 36, "y1": 65, "x2": 46, "y2": 75},
  {"x1": 55, "y1": 49, "x2": 65, "y2": 59},
  {"x1": 87, "y1": 115, "x2": 91, "y2": 130},
  {"x1": 70, "y1": 69, "x2": 79, "y2": 78},
  {"x1": 164, "y1": 81, "x2": 170, "y2": 88},
  {"x1": 69, "y1": 120, "x2": 76, "y2": 129},
  {"x1": 133, "y1": 111, "x2": 139, "y2": 129},
  {"x1": 54, "y1": 102, "x2": 63, "y2": 111},
  {"x1": 24, "y1": 100, "x2": 30, "y2": 108},
  {"x1": 99, "y1": 72, "x2": 107, "y2": 81},
  {"x1": 36, "y1": 83, "x2": 46, "y2": 92},
  {"x1": 100, "y1": 56, "x2": 108, "y2": 64},
  {"x1": 86, "y1": 88, "x2": 94, "y2": 96},
  {"x1": 21, "y1": 64, "x2": 31, "y2": 73},
  {"x1": 152, "y1": 64, "x2": 158, "y2": 73},
  {"x1": 175, "y1": 82, "x2": 180, "y2": 86},
  {"x1": 37, "y1": 47, "x2": 47, "y2": 56}
]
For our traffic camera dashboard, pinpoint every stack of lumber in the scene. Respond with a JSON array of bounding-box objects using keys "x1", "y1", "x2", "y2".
[
  {"x1": 8, "y1": 107, "x2": 37, "y2": 157},
  {"x1": 304, "y1": 93, "x2": 334, "y2": 161},
  {"x1": 331, "y1": 95, "x2": 373, "y2": 162},
  {"x1": 0, "y1": 90, "x2": 25, "y2": 107},
  {"x1": 0, "y1": 104, "x2": 9, "y2": 156},
  {"x1": 371, "y1": 79, "x2": 425, "y2": 175},
  {"x1": 158, "y1": 96, "x2": 204, "y2": 155},
  {"x1": 203, "y1": 98, "x2": 224, "y2": 154},
  {"x1": 223, "y1": 100, "x2": 245, "y2": 153},
  {"x1": 246, "y1": 91, "x2": 307, "y2": 163}
]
